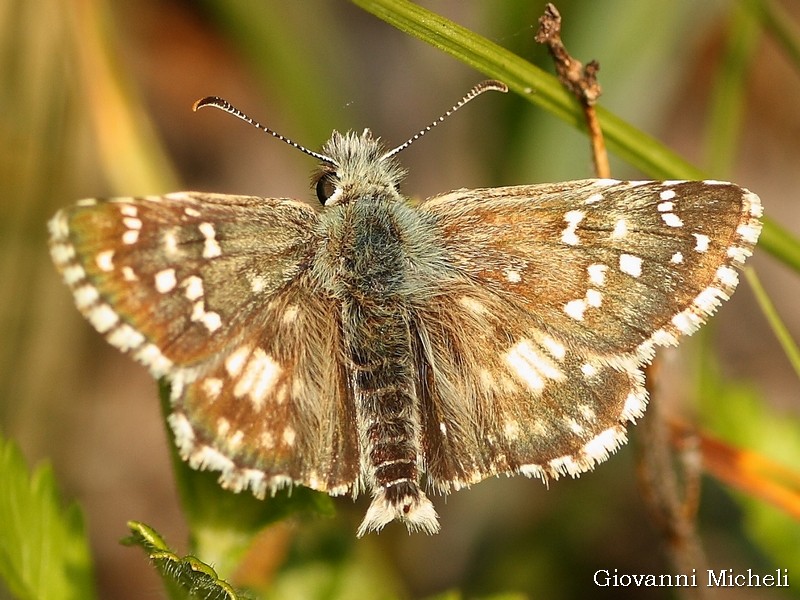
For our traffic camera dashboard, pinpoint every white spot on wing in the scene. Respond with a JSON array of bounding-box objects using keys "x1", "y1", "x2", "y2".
[
  {"x1": 564, "y1": 299, "x2": 587, "y2": 321},
  {"x1": 63, "y1": 264, "x2": 86, "y2": 285},
  {"x1": 661, "y1": 212, "x2": 684, "y2": 228},
  {"x1": 225, "y1": 345, "x2": 250, "y2": 377},
  {"x1": 199, "y1": 222, "x2": 222, "y2": 258},
  {"x1": 154, "y1": 268, "x2": 177, "y2": 293},
  {"x1": 505, "y1": 339, "x2": 564, "y2": 392},
  {"x1": 134, "y1": 343, "x2": 173, "y2": 376},
  {"x1": 585, "y1": 289, "x2": 602, "y2": 307},
  {"x1": 282, "y1": 305, "x2": 299, "y2": 323},
  {"x1": 578, "y1": 403, "x2": 596, "y2": 420},
  {"x1": 715, "y1": 265, "x2": 738, "y2": 288},
  {"x1": 621, "y1": 391, "x2": 647, "y2": 421},
  {"x1": 250, "y1": 275, "x2": 267, "y2": 293},
  {"x1": 566, "y1": 418, "x2": 584, "y2": 435},
  {"x1": 693, "y1": 233, "x2": 710, "y2": 252},
  {"x1": 122, "y1": 229, "x2": 139, "y2": 245},
  {"x1": 612, "y1": 218, "x2": 628, "y2": 239},
  {"x1": 584, "y1": 192, "x2": 603, "y2": 205},
  {"x1": 583, "y1": 426, "x2": 626, "y2": 463},
  {"x1": 217, "y1": 417, "x2": 231, "y2": 436},
  {"x1": 619, "y1": 254, "x2": 642, "y2": 278},
  {"x1": 736, "y1": 222, "x2": 761, "y2": 244},
  {"x1": 88, "y1": 303, "x2": 119, "y2": 333},
  {"x1": 659, "y1": 189, "x2": 677, "y2": 201},
  {"x1": 234, "y1": 348, "x2": 282, "y2": 409},
  {"x1": 200, "y1": 377, "x2": 222, "y2": 400},
  {"x1": 672, "y1": 311, "x2": 701, "y2": 334},
  {"x1": 50, "y1": 243, "x2": 75, "y2": 264},
  {"x1": 107, "y1": 324, "x2": 144, "y2": 350},
  {"x1": 657, "y1": 201, "x2": 675, "y2": 212},
  {"x1": 74, "y1": 284, "x2": 99, "y2": 309},
  {"x1": 123, "y1": 217, "x2": 142, "y2": 230},
  {"x1": 163, "y1": 229, "x2": 180, "y2": 257},
  {"x1": 561, "y1": 210, "x2": 584, "y2": 246},
  {"x1": 282, "y1": 426, "x2": 296, "y2": 446},
  {"x1": 727, "y1": 246, "x2": 750, "y2": 263},
  {"x1": 96, "y1": 250, "x2": 115, "y2": 272},
  {"x1": 183, "y1": 276, "x2": 204, "y2": 301},
  {"x1": 587, "y1": 264, "x2": 608, "y2": 286},
  {"x1": 540, "y1": 335, "x2": 566, "y2": 360},
  {"x1": 201, "y1": 311, "x2": 222, "y2": 332},
  {"x1": 120, "y1": 204, "x2": 138, "y2": 217},
  {"x1": 459, "y1": 296, "x2": 487, "y2": 314},
  {"x1": 504, "y1": 419, "x2": 520, "y2": 440}
]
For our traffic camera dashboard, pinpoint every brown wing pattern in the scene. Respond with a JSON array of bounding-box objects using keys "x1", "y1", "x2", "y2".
[{"x1": 414, "y1": 179, "x2": 760, "y2": 489}]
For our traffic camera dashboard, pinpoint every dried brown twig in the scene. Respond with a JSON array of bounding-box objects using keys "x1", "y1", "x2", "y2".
[
  {"x1": 535, "y1": 3, "x2": 609, "y2": 178},
  {"x1": 535, "y1": 5, "x2": 709, "y2": 596}
]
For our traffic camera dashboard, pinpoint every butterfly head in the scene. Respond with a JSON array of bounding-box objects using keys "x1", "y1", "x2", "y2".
[{"x1": 313, "y1": 129, "x2": 406, "y2": 207}]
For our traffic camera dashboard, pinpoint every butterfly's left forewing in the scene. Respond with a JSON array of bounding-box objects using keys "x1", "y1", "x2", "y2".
[
  {"x1": 414, "y1": 179, "x2": 761, "y2": 488},
  {"x1": 420, "y1": 179, "x2": 761, "y2": 358}
]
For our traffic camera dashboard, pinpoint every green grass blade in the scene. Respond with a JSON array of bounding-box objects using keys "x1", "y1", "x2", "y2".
[
  {"x1": 350, "y1": 0, "x2": 800, "y2": 273},
  {"x1": 0, "y1": 434, "x2": 95, "y2": 600},
  {"x1": 745, "y1": 268, "x2": 800, "y2": 382}
]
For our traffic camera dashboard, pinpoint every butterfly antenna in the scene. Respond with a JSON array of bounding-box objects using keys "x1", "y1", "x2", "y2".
[
  {"x1": 380, "y1": 80, "x2": 508, "y2": 162},
  {"x1": 193, "y1": 96, "x2": 337, "y2": 165}
]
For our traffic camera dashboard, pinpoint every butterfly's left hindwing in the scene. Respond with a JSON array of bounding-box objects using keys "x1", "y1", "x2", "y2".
[{"x1": 413, "y1": 280, "x2": 643, "y2": 490}]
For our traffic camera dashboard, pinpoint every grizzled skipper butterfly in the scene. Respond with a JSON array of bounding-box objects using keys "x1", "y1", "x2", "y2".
[{"x1": 49, "y1": 81, "x2": 762, "y2": 536}]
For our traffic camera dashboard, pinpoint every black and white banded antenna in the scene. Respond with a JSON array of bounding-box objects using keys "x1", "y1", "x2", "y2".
[
  {"x1": 380, "y1": 79, "x2": 508, "y2": 162},
  {"x1": 193, "y1": 96, "x2": 338, "y2": 166},
  {"x1": 193, "y1": 79, "x2": 507, "y2": 165}
]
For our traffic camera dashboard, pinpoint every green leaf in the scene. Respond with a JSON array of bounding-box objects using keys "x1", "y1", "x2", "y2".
[
  {"x1": 258, "y1": 525, "x2": 404, "y2": 600},
  {"x1": 349, "y1": 0, "x2": 800, "y2": 272},
  {"x1": 123, "y1": 521, "x2": 246, "y2": 600},
  {"x1": 0, "y1": 433, "x2": 95, "y2": 600}
]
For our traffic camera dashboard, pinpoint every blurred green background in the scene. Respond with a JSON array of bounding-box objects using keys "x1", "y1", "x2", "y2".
[{"x1": 1, "y1": 0, "x2": 799, "y2": 598}]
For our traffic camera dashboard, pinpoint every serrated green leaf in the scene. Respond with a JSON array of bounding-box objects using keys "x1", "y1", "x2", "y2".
[
  {"x1": 0, "y1": 434, "x2": 95, "y2": 600},
  {"x1": 124, "y1": 521, "x2": 247, "y2": 600}
]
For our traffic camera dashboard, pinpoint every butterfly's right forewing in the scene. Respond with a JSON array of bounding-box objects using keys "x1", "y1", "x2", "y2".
[{"x1": 50, "y1": 191, "x2": 361, "y2": 497}]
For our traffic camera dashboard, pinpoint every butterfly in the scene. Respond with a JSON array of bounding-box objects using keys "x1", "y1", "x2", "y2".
[{"x1": 49, "y1": 81, "x2": 762, "y2": 536}]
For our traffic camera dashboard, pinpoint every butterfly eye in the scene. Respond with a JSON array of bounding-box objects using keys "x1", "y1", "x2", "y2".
[{"x1": 315, "y1": 171, "x2": 339, "y2": 204}]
